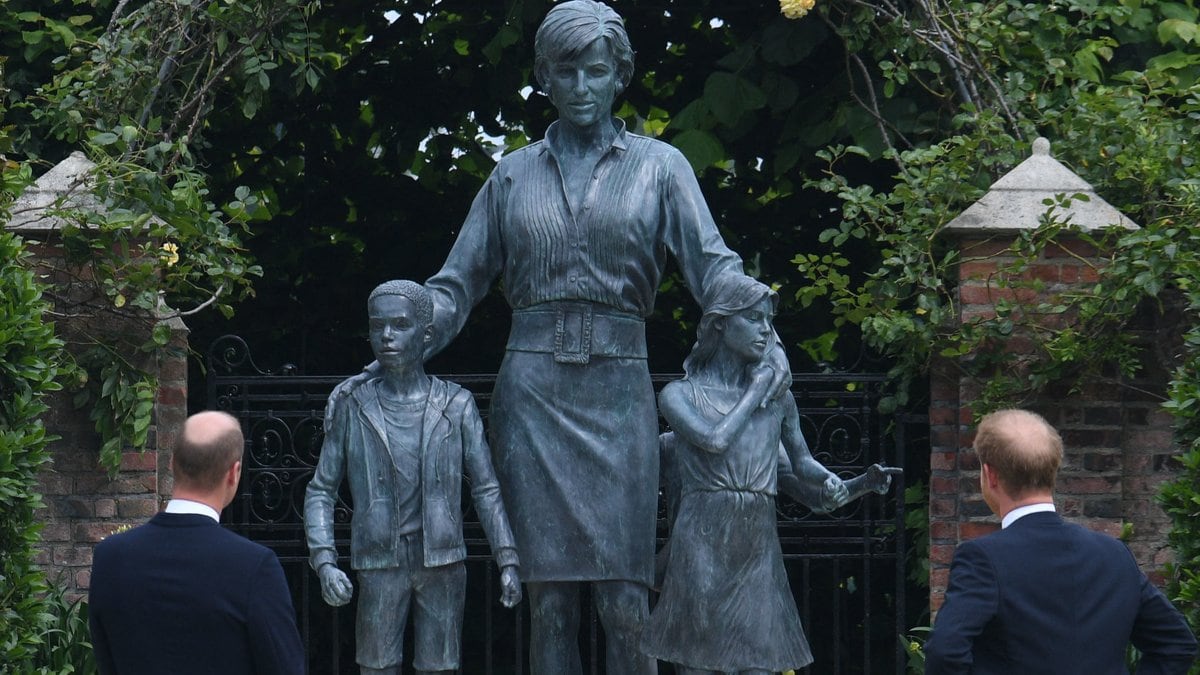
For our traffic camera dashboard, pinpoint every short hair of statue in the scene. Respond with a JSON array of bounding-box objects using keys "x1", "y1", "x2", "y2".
[
  {"x1": 368, "y1": 280, "x2": 433, "y2": 328},
  {"x1": 174, "y1": 414, "x2": 244, "y2": 490},
  {"x1": 533, "y1": 0, "x2": 635, "y2": 93},
  {"x1": 974, "y1": 409, "x2": 1063, "y2": 496}
]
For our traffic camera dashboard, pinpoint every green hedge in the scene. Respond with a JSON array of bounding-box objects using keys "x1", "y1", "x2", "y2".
[{"x1": 0, "y1": 174, "x2": 73, "y2": 668}]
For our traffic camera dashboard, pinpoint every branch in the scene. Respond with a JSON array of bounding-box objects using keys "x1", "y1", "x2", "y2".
[
  {"x1": 173, "y1": 284, "x2": 226, "y2": 318},
  {"x1": 105, "y1": 0, "x2": 135, "y2": 34}
]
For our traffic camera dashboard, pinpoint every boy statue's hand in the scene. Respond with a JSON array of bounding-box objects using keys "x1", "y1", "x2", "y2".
[
  {"x1": 318, "y1": 564, "x2": 354, "y2": 607},
  {"x1": 500, "y1": 565, "x2": 522, "y2": 608}
]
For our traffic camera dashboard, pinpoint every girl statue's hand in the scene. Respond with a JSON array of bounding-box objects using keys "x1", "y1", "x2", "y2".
[{"x1": 820, "y1": 475, "x2": 850, "y2": 512}]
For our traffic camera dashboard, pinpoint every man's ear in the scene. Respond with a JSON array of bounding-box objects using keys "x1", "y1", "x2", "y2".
[
  {"x1": 226, "y1": 460, "x2": 242, "y2": 488},
  {"x1": 981, "y1": 462, "x2": 1001, "y2": 490}
]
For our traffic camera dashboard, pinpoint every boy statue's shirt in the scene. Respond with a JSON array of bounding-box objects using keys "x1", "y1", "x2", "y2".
[{"x1": 378, "y1": 392, "x2": 423, "y2": 536}]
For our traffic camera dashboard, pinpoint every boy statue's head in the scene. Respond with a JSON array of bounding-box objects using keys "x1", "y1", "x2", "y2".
[{"x1": 367, "y1": 280, "x2": 434, "y2": 372}]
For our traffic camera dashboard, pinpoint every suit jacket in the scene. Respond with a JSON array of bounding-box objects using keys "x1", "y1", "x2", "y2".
[
  {"x1": 89, "y1": 512, "x2": 305, "y2": 675},
  {"x1": 304, "y1": 375, "x2": 519, "y2": 571},
  {"x1": 925, "y1": 511, "x2": 1197, "y2": 674}
]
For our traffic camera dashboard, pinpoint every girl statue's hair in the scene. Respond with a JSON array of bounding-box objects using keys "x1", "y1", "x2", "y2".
[{"x1": 683, "y1": 274, "x2": 777, "y2": 377}]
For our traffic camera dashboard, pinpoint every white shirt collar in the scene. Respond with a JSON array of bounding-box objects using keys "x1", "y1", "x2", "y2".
[
  {"x1": 1002, "y1": 502, "x2": 1056, "y2": 529},
  {"x1": 165, "y1": 499, "x2": 220, "y2": 523}
]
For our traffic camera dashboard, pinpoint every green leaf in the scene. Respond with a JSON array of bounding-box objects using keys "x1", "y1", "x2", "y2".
[
  {"x1": 703, "y1": 72, "x2": 766, "y2": 127},
  {"x1": 760, "y1": 18, "x2": 823, "y2": 66},
  {"x1": 1147, "y1": 49, "x2": 1200, "y2": 71},
  {"x1": 670, "y1": 129, "x2": 725, "y2": 173},
  {"x1": 151, "y1": 323, "x2": 172, "y2": 346},
  {"x1": 47, "y1": 22, "x2": 76, "y2": 48},
  {"x1": 482, "y1": 25, "x2": 520, "y2": 65},
  {"x1": 1158, "y1": 19, "x2": 1198, "y2": 45},
  {"x1": 668, "y1": 99, "x2": 710, "y2": 132}
]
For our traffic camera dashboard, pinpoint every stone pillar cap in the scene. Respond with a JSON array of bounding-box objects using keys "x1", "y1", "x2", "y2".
[
  {"x1": 6, "y1": 151, "x2": 100, "y2": 233},
  {"x1": 944, "y1": 137, "x2": 1137, "y2": 234}
]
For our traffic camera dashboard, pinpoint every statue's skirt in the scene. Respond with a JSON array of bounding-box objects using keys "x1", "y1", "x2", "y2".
[
  {"x1": 489, "y1": 349, "x2": 658, "y2": 586},
  {"x1": 641, "y1": 490, "x2": 813, "y2": 671}
]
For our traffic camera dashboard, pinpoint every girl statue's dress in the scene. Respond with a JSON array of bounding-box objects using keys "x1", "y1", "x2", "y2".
[{"x1": 641, "y1": 378, "x2": 814, "y2": 672}]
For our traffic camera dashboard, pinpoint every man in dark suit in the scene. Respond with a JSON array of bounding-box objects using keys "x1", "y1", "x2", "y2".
[
  {"x1": 925, "y1": 408, "x2": 1196, "y2": 674},
  {"x1": 89, "y1": 410, "x2": 305, "y2": 675}
]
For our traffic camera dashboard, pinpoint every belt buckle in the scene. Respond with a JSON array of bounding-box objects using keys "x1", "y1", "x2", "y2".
[{"x1": 554, "y1": 303, "x2": 592, "y2": 364}]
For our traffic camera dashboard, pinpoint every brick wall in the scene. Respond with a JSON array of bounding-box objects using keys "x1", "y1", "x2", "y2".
[
  {"x1": 929, "y1": 233, "x2": 1181, "y2": 612},
  {"x1": 27, "y1": 239, "x2": 189, "y2": 598}
]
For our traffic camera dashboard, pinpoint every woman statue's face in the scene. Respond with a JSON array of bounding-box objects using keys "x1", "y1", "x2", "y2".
[{"x1": 546, "y1": 38, "x2": 619, "y2": 131}]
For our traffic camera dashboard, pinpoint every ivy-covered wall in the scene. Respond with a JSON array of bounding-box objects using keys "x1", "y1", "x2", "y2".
[
  {"x1": 928, "y1": 233, "x2": 1182, "y2": 611},
  {"x1": 18, "y1": 235, "x2": 189, "y2": 599}
]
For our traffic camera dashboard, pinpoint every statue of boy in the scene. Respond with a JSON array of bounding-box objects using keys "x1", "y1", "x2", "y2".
[{"x1": 304, "y1": 280, "x2": 522, "y2": 675}]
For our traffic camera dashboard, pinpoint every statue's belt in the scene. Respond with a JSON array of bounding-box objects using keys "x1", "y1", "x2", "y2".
[{"x1": 507, "y1": 302, "x2": 647, "y2": 364}]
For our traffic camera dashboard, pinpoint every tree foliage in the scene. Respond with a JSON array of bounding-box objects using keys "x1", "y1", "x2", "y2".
[
  {"x1": 1, "y1": 0, "x2": 336, "y2": 472},
  {"x1": 0, "y1": 118, "x2": 72, "y2": 669},
  {"x1": 789, "y1": 0, "x2": 1199, "y2": 650}
]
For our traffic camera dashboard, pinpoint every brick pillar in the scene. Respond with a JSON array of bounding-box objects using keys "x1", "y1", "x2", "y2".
[
  {"x1": 10, "y1": 151, "x2": 191, "y2": 598},
  {"x1": 28, "y1": 239, "x2": 189, "y2": 597},
  {"x1": 928, "y1": 233, "x2": 1180, "y2": 612}
]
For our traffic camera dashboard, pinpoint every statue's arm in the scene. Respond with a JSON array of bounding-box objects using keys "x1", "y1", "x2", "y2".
[
  {"x1": 304, "y1": 395, "x2": 349, "y2": 571},
  {"x1": 779, "y1": 395, "x2": 846, "y2": 512},
  {"x1": 425, "y1": 171, "x2": 506, "y2": 358},
  {"x1": 458, "y1": 392, "x2": 519, "y2": 570},
  {"x1": 659, "y1": 371, "x2": 770, "y2": 455},
  {"x1": 659, "y1": 150, "x2": 792, "y2": 401},
  {"x1": 776, "y1": 442, "x2": 826, "y2": 509},
  {"x1": 458, "y1": 391, "x2": 522, "y2": 607},
  {"x1": 660, "y1": 148, "x2": 743, "y2": 301}
]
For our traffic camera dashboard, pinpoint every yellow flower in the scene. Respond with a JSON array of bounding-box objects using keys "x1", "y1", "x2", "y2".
[
  {"x1": 780, "y1": 0, "x2": 816, "y2": 19},
  {"x1": 103, "y1": 523, "x2": 134, "y2": 540},
  {"x1": 160, "y1": 242, "x2": 180, "y2": 267}
]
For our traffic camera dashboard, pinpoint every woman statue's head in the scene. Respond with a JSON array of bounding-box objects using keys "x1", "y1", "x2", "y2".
[
  {"x1": 684, "y1": 274, "x2": 778, "y2": 377},
  {"x1": 534, "y1": 1, "x2": 635, "y2": 96}
]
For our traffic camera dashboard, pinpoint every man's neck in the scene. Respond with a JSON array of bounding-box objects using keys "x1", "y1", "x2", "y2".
[
  {"x1": 999, "y1": 494, "x2": 1055, "y2": 528},
  {"x1": 165, "y1": 496, "x2": 222, "y2": 522}
]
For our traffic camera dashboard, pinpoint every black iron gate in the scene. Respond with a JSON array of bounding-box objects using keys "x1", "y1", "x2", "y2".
[{"x1": 207, "y1": 335, "x2": 910, "y2": 674}]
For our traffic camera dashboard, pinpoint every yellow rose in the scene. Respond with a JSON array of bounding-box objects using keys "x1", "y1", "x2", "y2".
[
  {"x1": 160, "y1": 242, "x2": 180, "y2": 267},
  {"x1": 780, "y1": 0, "x2": 816, "y2": 19}
]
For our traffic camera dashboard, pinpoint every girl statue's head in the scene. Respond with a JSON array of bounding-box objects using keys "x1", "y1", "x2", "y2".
[{"x1": 683, "y1": 274, "x2": 777, "y2": 377}]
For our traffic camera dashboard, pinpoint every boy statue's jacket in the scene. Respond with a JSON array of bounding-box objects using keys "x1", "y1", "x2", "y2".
[{"x1": 305, "y1": 376, "x2": 519, "y2": 571}]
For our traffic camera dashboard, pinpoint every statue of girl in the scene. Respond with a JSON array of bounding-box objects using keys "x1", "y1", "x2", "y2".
[{"x1": 643, "y1": 273, "x2": 899, "y2": 675}]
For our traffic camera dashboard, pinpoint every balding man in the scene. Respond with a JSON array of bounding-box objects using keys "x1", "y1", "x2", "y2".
[
  {"x1": 925, "y1": 409, "x2": 1196, "y2": 674},
  {"x1": 89, "y1": 411, "x2": 305, "y2": 675}
]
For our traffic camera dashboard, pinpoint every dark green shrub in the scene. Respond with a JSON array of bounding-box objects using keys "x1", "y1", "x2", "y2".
[
  {"x1": 27, "y1": 582, "x2": 98, "y2": 674},
  {"x1": 0, "y1": 114, "x2": 72, "y2": 668},
  {"x1": 0, "y1": 230, "x2": 69, "y2": 667}
]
